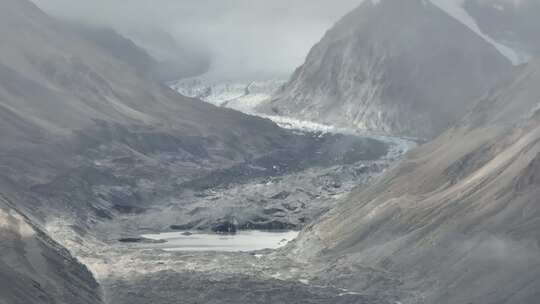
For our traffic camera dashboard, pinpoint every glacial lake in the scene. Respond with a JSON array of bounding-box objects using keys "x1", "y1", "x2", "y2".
[{"x1": 140, "y1": 230, "x2": 299, "y2": 252}]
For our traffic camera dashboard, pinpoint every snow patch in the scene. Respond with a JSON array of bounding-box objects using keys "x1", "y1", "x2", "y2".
[
  {"x1": 339, "y1": 290, "x2": 362, "y2": 296},
  {"x1": 0, "y1": 210, "x2": 36, "y2": 238},
  {"x1": 258, "y1": 114, "x2": 416, "y2": 162},
  {"x1": 0, "y1": 210, "x2": 10, "y2": 230},
  {"x1": 170, "y1": 76, "x2": 286, "y2": 112},
  {"x1": 429, "y1": 0, "x2": 530, "y2": 65}
]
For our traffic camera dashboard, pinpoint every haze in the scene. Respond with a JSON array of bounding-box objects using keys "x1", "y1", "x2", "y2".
[{"x1": 31, "y1": 0, "x2": 363, "y2": 80}]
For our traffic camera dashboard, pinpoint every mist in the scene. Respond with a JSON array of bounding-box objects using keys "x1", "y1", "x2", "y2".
[{"x1": 31, "y1": 0, "x2": 363, "y2": 81}]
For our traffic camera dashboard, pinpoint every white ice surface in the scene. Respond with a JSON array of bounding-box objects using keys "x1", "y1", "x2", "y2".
[{"x1": 141, "y1": 230, "x2": 299, "y2": 252}]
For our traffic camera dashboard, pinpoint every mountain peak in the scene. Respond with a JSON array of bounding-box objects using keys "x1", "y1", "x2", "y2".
[{"x1": 258, "y1": 0, "x2": 511, "y2": 139}]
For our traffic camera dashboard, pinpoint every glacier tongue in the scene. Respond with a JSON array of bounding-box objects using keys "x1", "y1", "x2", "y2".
[
  {"x1": 430, "y1": 0, "x2": 530, "y2": 65},
  {"x1": 169, "y1": 77, "x2": 416, "y2": 163},
  {"x1": 170, "y1": 76, "x2": 286, "y2": 112}
]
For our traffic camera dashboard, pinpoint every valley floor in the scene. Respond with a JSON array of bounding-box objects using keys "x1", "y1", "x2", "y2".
[{"x1": 45, "y1": 80, "x2": 416, "y2": 304}]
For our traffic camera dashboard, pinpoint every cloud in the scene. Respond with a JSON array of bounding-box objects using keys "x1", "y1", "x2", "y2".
[{"x1": 31, "y1": 0, "x2": 363, "y2": 80}]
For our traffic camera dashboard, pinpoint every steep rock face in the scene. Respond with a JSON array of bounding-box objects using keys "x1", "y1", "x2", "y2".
[
  {"x1": 293, "y1": 60, "x2": 540, "y2": 303},
  {"x1": 260, "y1": 0, "x2": 511, "y2": 139},
  {"x1": 0, "y1": 195, "x2": 103, "y2": 304}
]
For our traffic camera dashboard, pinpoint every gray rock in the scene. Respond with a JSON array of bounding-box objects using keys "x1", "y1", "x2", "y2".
[
  {"x1": 293, "y1": 58, "x2": 540, "y2": 304},
  {"x1": 464, "y1": 0, "x2": 540, "y2": 55},
  {"x1": 0, "y1": 196, "x2": 103, "y2": 304},
  {"x1": 259, "y1": 0, "x2": 511, "y2": 139}
]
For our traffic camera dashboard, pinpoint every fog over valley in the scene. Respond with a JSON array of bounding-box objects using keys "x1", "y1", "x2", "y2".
[{"x1": 31, "y1": 0, "x2": 363, "y2": 80}]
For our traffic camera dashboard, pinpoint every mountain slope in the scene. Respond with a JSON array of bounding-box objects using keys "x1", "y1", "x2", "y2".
[
  {"x1": 430, "y1": 0, "x2": 530, "y2": 65},
  {"x1": 71, "y1": 25, "x2": 161, "y2": 81},
  {"x1": 0, "y1": 0, "x2": 280, "y2": 141},
  {"x1": 0, "y1": 0, "x2": 300, "y2": 190},
  {"x1": 293, "y1": 59, "x2": 540, "y2": 304},
  {"x1": 0, "y1": 195, "x2": 103, "y2": 304},
  {"x1": 259, "y1": 0, "x2": 511, "y2": 139},
  {"x1": 464, "y1": 0, "x2": 540, "y2": 56},
  {"x1": 72, "y1": 25, "x2": 210, "y2": 83}
]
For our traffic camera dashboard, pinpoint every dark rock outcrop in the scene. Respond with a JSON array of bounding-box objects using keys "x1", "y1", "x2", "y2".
[{"x1": 211, "y1": 219, "x2": 238, "y2": 234}]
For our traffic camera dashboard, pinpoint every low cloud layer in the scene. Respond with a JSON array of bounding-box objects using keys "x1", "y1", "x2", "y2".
[{"x1": 31, "y1": 0, "x2": 363, "y2": 80}]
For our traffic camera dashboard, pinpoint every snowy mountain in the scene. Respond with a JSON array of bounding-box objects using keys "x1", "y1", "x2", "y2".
[
  {"x1": 170, "y1": 77, "x2": 286, "y2": 113},
  {"x1": 258, "y1": 0, "x2": 513, "y2": 139}
]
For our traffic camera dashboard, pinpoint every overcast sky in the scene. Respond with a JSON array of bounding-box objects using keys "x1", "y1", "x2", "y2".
[{"x1": 31, "y1": 0, "x2": 363, "y2": 80}]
